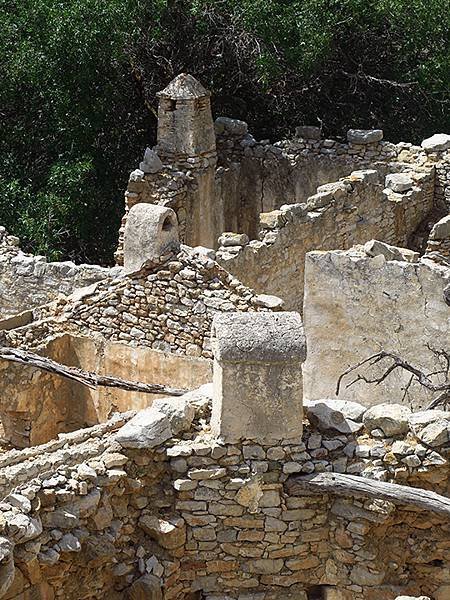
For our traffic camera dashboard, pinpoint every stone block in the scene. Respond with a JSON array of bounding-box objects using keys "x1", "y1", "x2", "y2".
[
  {"x1": 211, "y1": 312, "x2": 305, "y2": 443},
  {"x1": 115, "y1": 409, "x2": 172, "y2": 449},
  {"x1": 215, "y1": 116, "x2": 248, "y2": 136},
  {"x1": 364, "y1": 239, "x2": 419, "y2": 263},
  {"x1": 429, "y1": 215, "x2": 450, "y2": 240},
  {"x1": 385, "y1": 173, "x2": 414, "y2": 192},
  {"x1": 218, "y1": 232, "x2": 249, "y2": 247},
  {"x1": 304, "y1": 399, "x2": 365, "y2": 433},
  {"x1": 123, "y1": 204, "x2": 179, "y2": 275},
  {"x1": 421, "y1": 133, "x2": 450, "y2": 152},
  {"x1": 363, "y1": 403, "x2": 411, "y2": 436},
  {"x1": 347, "y1": 129, "x2": 383, "y2": 144},
  {"x1": 139, "y1": 148, "x2": 163, "y2": 174}
]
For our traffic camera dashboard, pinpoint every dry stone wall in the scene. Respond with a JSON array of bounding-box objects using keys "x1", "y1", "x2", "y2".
[
  {"x1": 0, "y1": 387, "x2": 448, "y2": 600},
  {"x1": 0, "y1": 228, "x2": 118, "y2": 320},
  {"x1": 216, "y1": 167, "x2": 434, "y2": 311},
  {"x1": 303, "y1": 247, "x2": 450, "y2": 410},
  {"x1": 2, "y1": 247, "x2": 277, "y2": 359}
]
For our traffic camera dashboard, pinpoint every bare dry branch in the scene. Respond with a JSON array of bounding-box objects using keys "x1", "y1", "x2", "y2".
[
  {"x1": 0, "y1": 347, "x2": 188, "y2": 397},
  {"x1": 336, "y1": 350, "x2": 450, "y2": 410}
]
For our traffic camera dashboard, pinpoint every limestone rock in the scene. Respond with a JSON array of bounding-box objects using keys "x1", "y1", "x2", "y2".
[
  {"x1": 151, "y1": 396, "x2": 195, "y2": 435},
  {"x1": 218, "y1": 232, "x2": 249, "y2": 247},
  {"x1": 347, "y1": 129, "x2": 383, "y2": 144},
  {"x1": 215, "y1": 117, "x2": 248, "y2": 136},
  {"x1": 139, "y1": 148, "x2": 163, "y2": 174},
  {"x1": 0, "y1": 537, "x2": 14, "y2": 597},
  {"x1": 253, "y1": 294, "x2": 284, "y2": 309},
  {"x1": 363, "y1": 403, "x2": 411, "y2": 436},
  {"x1": 59, "y1": 533, "x2": 81, "y2": 553},
  {"x1": 416, "y1": 420, "x2": 449, "y2": 447},
  {"x1": 139, "y1": 515, "x2": 186, "y2": 549},
  {"x1": 421, "y1": 133, "x2": 450, "y2": 152},
  {"x1": 364, "y1": 239, "x2": 419, "y2": 263},
  {"x1": 385, "y1": 173, "x2": 413, "y2": 192},
  {"x1": 429, "y1": 215, "x2": 450, "y2": 240},
  {"x1": 234, "y1": 478, "x2": 263, "y2": 513},
  {"x1": 123, "y1": 204, "x2": 179, "y2": 275},
  {"x1": 304, "y1": 399, "x2": 365, "y2": 433},
  {"x1": 126, "y1": 574, "x2": 163, "y2": 600},
  {"x1": 115, "y1": 409, "x2": 172, "y2": 449},
  {"x1": 6, "y1": 514, "x2": 42, "y2": 543},
  {"x1": 409, "y1": 410, "x2": 450, "y2": 447}
]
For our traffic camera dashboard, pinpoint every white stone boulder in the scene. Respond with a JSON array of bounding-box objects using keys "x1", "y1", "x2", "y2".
[
  {"x1": 6, "y1": 513, "x2": 42, "y2": 543},
  {"x1": 421, "y1": 133, "x2": 450, "y2": 152},
  {"x1": 363, "y1": 403, "x2": 411, "y2": 436},
  {"x1": 429, "y1": 215, "x2": 450, "y2": 240},
  {"x1": 364, "y1": 239, "x2": 419, "y2": 263},
  {"x1": 347, "y1": 129, "x2": 383, "y2": 144},
  {"x1": 115, "y1": 409, "x2": 172, "y2": 449},
  {"x1": 385, "y1": 173, "x2": 414, "y2": 192},
  {"x1": 408, "y1": 410, "x2": 449, "y2": 447},
  {"x1": 218, "y1": 232, "x2": 249, "y2": 247},
  {"x1": 139, "y1": 147, "x2": 163, "y2": 174},
  {"x1": 304, "y1": 399, "x2": 365, "y2": 433},
  {"x1": 151, "y1": 396, "x2": 196, "y2": 435},
  {"x1": 253, "y1": 293, "x2": 284, "y2": 309}
]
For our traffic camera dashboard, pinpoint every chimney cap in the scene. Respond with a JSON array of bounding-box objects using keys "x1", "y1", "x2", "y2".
[{"x1": 157, "y1": 73, "x2": 211, "y2": 100}]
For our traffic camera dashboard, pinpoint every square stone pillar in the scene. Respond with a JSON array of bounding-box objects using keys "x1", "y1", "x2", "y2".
[{"x1": 211, "y1": 312, "x2": 306, "y2": 443}]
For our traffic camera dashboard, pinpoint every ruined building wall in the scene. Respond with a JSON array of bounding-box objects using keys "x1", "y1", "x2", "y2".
[
  {"x1": 0, "y1": 229, "x2": 118, "y2": 320},
  {"x1": 0, "y1": 333, "x2": 211, "y2": 447},
  {"x1": 216, "y1": 167, "x2": 434, "y2": 311},
  {"x1": 3, "y1": 248, "x2": 276, "y2": 359},
  {"x1": 303, "y1": 247, "x2": 450, "y2": 410},
  {"x1": 0, "y1": 384, "x2": 448, "y2": 600}
]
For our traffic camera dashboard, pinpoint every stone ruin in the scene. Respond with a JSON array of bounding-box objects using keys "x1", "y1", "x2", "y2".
[{"x1": 0, "y1": 72, "x2": 448, "y2": 599}]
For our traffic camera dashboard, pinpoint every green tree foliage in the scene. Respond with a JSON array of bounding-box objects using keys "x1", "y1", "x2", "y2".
[{"x1": 1, "y1": 0, "x2": 449, "y2": 263}]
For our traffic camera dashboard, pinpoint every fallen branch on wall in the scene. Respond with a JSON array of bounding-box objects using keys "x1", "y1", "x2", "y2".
[
  {"x1": 286, "y1": 472, "x2": 450, "y2": 518},
  {"x1": 336, "y1": 350, "x2": 450, "y2": 410},
  {"x1": 0, "y1": 346, "x2": 189, "y2": 397}
]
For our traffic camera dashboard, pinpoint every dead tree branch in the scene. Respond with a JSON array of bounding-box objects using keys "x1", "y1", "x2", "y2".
[
  {"x1": 336, "y1": 350, "x2": 450, "y2": 410},
  {"x1": 286, "y1": 473, "x2": 450, "y2": 518},
  {"x1": 0, "y1": 346, "x2": 188, "y2": 397}
]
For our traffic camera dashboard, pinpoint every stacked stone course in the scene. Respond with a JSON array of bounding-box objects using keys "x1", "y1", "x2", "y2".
[
  {"x1": 3, "y1": 247, "x2": 278, "y2": 358},
  {"x1": 0, "y1": 385, "x2": 448, "y2": 599}
]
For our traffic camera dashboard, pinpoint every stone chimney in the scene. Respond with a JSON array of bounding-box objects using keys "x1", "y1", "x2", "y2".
[
  {"x1": 123, "y1": 204, "x2": 179, "y2": 275},
  {"x1": 211, "y1": 312, "x2": 306, "y2": 443},
  {"x1": 156, "y1": 73, "x2": 216, "y2": 159}
]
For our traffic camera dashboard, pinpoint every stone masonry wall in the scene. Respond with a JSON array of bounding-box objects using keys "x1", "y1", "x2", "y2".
[
  {"x1": 2, "y1": 247, "x2": 278, "y2": 360},
  {"x1": 0, "y1": 388, "x2": 448, "y2": 600},
  {"x1": 216, "y1": 167, "x2": 434, "y2": 311},
  {"x1": 0, "y1": 228, "x2": 119, "y2": 320}
]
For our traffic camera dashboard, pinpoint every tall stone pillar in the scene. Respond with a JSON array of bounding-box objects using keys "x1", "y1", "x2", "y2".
[
  {"x1": 211, "y1": 312, "x2": 306, "y2": 443},
  {"x1": 156, "y1": 73, "x2": 218, "y2": 249}
]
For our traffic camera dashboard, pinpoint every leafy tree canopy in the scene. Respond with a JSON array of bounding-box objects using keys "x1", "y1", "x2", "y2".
[{"x1": 0, "y1": 0, "x2": 448, "y2": 263}]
